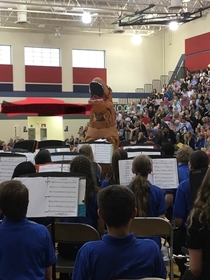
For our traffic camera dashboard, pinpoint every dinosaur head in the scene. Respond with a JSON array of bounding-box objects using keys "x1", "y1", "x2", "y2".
[{"x1": 89, "y1": 77, "x2": 112, "y2": 102}]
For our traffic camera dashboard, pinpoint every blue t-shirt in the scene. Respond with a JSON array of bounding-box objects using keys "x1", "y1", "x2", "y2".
[
  {"x1": 0, "y1": 217, "x2": 56, "y2": 280},
  {"x1": 147, "y1": 182, "x2": 166, "y2": 217},
  {"x1": 173, "y1": 178, "x2": 191, "y2": 226},
  {"x1": 101, "y1": 179, "x2": 116, "y2": 189},
  {"x1": 72, "y1": 233, "x2": 167, "y2": 280},
  {"x1": 178, "y1": 163, "x2": 190, "y2": 183}
]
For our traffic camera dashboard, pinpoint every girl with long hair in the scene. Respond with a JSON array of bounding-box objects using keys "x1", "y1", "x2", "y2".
[
  {"x1": 79, "y1": 144, "x2": 103, "y2": 186},
  {"x1": 187, "y1": 167, "x2": 210, "y2": 279},
  {"x1": 130, "y1": 155, "x2": 165, "y2": 218}
]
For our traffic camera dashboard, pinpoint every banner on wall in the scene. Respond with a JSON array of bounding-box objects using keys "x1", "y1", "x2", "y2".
[{"x1": 113, "y1": 104, "x2": 128, "y2": 112}]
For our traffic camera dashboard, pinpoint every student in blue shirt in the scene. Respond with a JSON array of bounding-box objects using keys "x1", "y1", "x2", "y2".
[
  {"x1": 72, "y1": 185, "x2": 166, "y2": 280},
  {"x1": 0, "y1": 180, "x2": 56, "y2": 280}
]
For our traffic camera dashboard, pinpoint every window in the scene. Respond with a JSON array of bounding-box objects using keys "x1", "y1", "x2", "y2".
[
  {"x1": 24, "y1": 47, "x2": 60, "y2": 66},
  {"x1": 0, "y1": 45, "x2": 11, "y2": 64},
  {"x1": 72, "y1": 49, "x2": 105, "y2": 68}
]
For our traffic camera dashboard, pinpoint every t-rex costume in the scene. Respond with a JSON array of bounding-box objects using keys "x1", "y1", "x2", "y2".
[{"x1": 85, "y1": 77, "x2": 119, "y2": 150}]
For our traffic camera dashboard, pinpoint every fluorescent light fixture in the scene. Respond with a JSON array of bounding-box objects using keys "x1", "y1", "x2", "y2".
[
  {"x1": 169, "y1": 21, "x2": 179, "y2": 31},
  {"x1": 82, "y1": 12, "x2": 92, "y2": 24},
  {"x1": 132, "y1": 33, "x2": 142, "y2": 45}
]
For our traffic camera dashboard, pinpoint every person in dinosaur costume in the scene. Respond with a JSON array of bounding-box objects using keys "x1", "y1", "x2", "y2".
[{"x1": 85, "y1": 77, "x2": 119, "y2": 150}]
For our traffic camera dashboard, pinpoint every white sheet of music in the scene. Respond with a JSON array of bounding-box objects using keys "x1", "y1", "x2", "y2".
[
  {"x1": 46, "y1": 177, "x2": 79, "y2": 217},
  {"x1": 151, "y1": 158, "x2": 179, "y2": 189},
  {"x1": 94, "y1": 144, "x2": 113, "y2": 163},
  {"x1": 119, "y1": 157, "x2": 178, "y2": 189},
  {"x1": 15, "y1": 177, "x2": 48, "y2": 217},
  {"x1": 39, "y1": 164, "x2": 62, "y2": 172},
  {"x1": 62, "y1": 164, "x2": 70, "y2": 172},
  {"x1": 119, "y1": 159, "x2": 133, "y2": 185},
  {"x1": 78, "y1": 143, "x2": 112, "y2": 163},
  {"x1": 127, "y1": 150, "x2": 161, "y2": 158},
  {"x1": 78, "y1": 179, "x2": 86, "y2": 204},
  {"x1": 51, "y1": 155, "x2": 64, "y2": 162},
  {"x1": 63, "y1": 155, "x2": 77, "y2": 161},
  {"x1": 123, "y1": 145, "x2": 154, "y2": 150},
  {"x1": 0, "y1": 156, "x2": 26, "y2": 183}
]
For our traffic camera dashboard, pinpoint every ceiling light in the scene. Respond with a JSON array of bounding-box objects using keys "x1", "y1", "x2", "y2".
[
  {"x1": 132, "y1": 33, "x2": 142, "y2": 45},
  {"x1": 169, "y1": 21, "x2": 179, "y2": 30},
  {"x1": 82, "y1": 12, "x2": 92, "y2": 24}
]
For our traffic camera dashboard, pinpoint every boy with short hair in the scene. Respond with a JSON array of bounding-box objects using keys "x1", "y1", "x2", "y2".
[
  {"x1": 72, "y1": 185, "x2": 166, "y2": 280},
  {"x1": 0, "y1": 180, "x2": 56, "y2": 280}
]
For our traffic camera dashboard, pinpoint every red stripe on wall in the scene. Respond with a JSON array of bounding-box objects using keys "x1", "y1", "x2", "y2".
[
  {"x1": 185, "y1": 51, "x2": 210, "y2": 72},
  {"x1": 25, "y1": 66, "x2": 62, "y2": 83},
  {"x1": 185, "y1": 32, "x2": 210, "y2": 55},
  {"x1": 73, "y1": 68, "x2": 107, "y2": 84},
  {"x1": 0, "y1": 65, "x2": 13, "y2": 82}
]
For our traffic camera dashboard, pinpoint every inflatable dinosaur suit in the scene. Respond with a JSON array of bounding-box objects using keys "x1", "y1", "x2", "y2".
[{"x1": 85, "y1": 77, "x2": 119, "y2": 150}]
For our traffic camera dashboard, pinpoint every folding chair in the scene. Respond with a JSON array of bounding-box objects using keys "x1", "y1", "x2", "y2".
[
  {"x1": 47, "y1": 222, "x2": 101, "y2": 277},
  {"x1": 130, "y1": 217, "x2": 174, "y2": 280}
]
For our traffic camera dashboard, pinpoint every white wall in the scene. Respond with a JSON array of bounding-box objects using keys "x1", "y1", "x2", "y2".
[{"x1": 0, "y1": 30, "x2": 163, "y2": 92}]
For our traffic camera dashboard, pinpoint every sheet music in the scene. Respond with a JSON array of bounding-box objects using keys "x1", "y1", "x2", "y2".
[
  {"x1": 78, "y1": 179, "x2": 86, "y2": 216},
  {"x1": 14, "y1": 152, "x2": 35, "y2": 163},
  {"x1": 62, "y1": 164, "x2": 70, "y2": 172},
  {"x1": 63, "y1": 155, "x2": 77, "y2": 161},
  {"x1": 39, "y1": 164, "x2": 62, "y2": 172},
  {"x1": 94, "y1": 144, "x2": 113, "y2": 163},
  {"x1": 119, "y1": 157, "x2": 178, "y2": 189},
  {"x1": 151, "y1": 158, "x2": 179, "y2": 189},
  {"x1": 51, "y1": 155, "x2": 64, "y2": 162},
  {"x1": 123, "y1": 145, "x2": 154, "y2": 150},
  {"x1": 127, "y1": 150, "x2": 161, "y2": 158},
  {"x1": 15, "y1": 177, "x2": 47, "y2": 217},
  {"x1": 119, "y1": 159, "x2": 133, "y2": 185},
  {"x1": 46, "y1": 177, "x2": 79, "y2": 217},
  {"x1": 78, "y1": 143, "x2": 113, "y2": 163},
  {"x1": 0, "y1": 156, "x2": 27, "y2": 182}
]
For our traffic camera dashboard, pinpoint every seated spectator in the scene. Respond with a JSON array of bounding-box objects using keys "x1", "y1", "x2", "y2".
[
  {"x1": 72, "y1": 185, "x2": 166, "y2": 280},
  {"x1": 102, "y1": 149, "x2": 128, "y2": 188},
  {"x1": 184, "y1": 131, "x2": 195, "y2": 149},
  {"x1": 35, "y1": 149, "x2": 52, "y2": 164},
  {"x1": 146, "y1": 131, "x2": 155, "y2": 144},
  {"x1": 124, "y1": 118, "x2": 135, "y2": 141},
  {"x1": 204, "y1": 129, "x2": 210, "y2": 151},
  {"x1": 0, "y1": 180, "x2": 56, "y2": 279},
  {"x1": 195, "y1": 132, "x2": 205, "y2": 149},
  {"x1": 0, "y1": 141, "x2": 8, "y2": 151},
  {"x1": 7, "y1": 138, "x2": 14, "y2": 149},
  {"x1": 136, "y1": 132, "x2": 146, "y2": 143}
]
